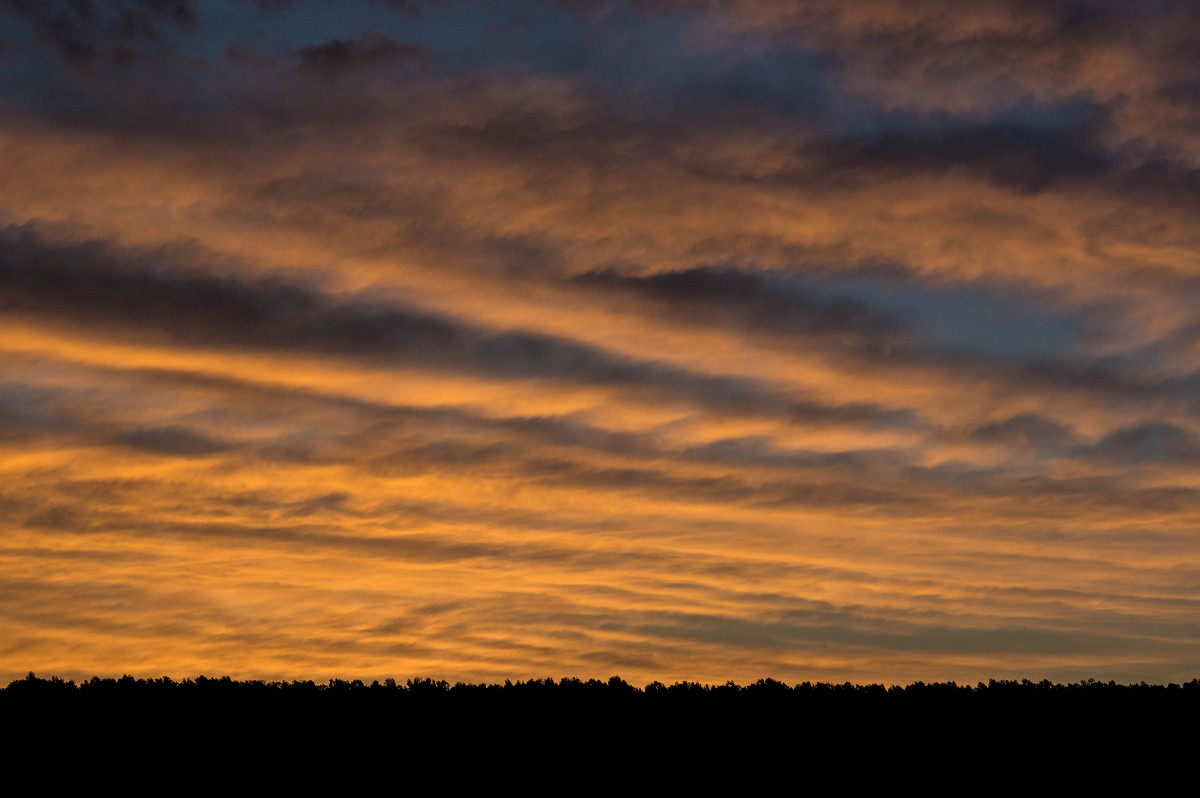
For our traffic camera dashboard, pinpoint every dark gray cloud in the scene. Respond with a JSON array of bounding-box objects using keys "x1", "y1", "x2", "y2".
[
  {"x1": 111, "y1": 425, "x2": 234, "y2": 457},
  {"x1": 296, "y1": 28, "x2": 427, "y2": 76},
  {"x1": 1077, "y1": 422, "x2": 1200, "y2": 465},
  {"x1": 574, "y1": 266, "x2": 905, "y2": 351},
  {"x1": 231, "y1": 0, "x2": 300, "y2": 13},
  {"x1": 969, "y1": 413, "x2": 1075, "y2": 453},
  {"x1": 0, "y1": 0, "x2": 197, "y2": 69},
  {"x1": 366, "y1": 0, "x2": 424, "y2": 16},
  {"x1": 794, "y1": 115, "x2": 1118, "y2": 194}
]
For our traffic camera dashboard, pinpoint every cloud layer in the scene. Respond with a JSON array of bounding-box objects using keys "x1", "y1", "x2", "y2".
[{"x1": 2, "y1": 0, "x2": 1200, "y2": 685}]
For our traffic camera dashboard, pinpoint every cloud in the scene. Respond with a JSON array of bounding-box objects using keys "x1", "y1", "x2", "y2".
[
  {"x1": 0, "y1": 224, "x2": 915, "y2": 429},
  {"x1": 969, "y1": 413, "x2": 1075, "y2": 452},
  {"x1": 5, "y1": 0, "x2": 1200, "y2": 686},
  {"x1": 110, "y1": 425, "x2": 234, "y2": 457},
  {"x1": 0, "y1": 0, "x2": 197, "y2": 69},
  {"x1": 295, "y1": 28, "x2": 427, "y2": 77},
  {"x1": 797, "y1": 116, "x2": 1118, "y2": 194},
  {"x1": 1077, "y1": 422, "x2": 1200, "y2": 465},
  {"x1": 573, "y1": 266, "x2": 905, "y2": 351},
  {"x1": 231, "y1": 0, "x2": 300, "y2": 13}
]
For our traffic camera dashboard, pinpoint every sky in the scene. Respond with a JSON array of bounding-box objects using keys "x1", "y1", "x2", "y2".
[{"x1": 3, "y1": 0, "x2": 1200, "y2": 687}]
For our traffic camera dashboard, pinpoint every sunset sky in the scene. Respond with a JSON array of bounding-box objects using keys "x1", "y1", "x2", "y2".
[{"x1": 4, "y1": 0, "x2": 1200, "y2": 687}]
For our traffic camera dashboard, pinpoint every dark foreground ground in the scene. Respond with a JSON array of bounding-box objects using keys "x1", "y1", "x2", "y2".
[{"x1": 5, "y1": 673, "x2": 1197, "y2": 786}]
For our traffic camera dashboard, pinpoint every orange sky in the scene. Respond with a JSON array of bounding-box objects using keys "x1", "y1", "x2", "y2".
[{"x1": 3, "y1": 0, "x2": 1200, "y2": 686}]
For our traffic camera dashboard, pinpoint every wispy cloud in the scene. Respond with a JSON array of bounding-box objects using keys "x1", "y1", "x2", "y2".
[{"x1": 2, "y1": 0, "x2": 1200, "y2": 686}]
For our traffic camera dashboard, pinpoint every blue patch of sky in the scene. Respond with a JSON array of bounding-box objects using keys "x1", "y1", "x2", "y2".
[
  {"x1": 805, "y1": 275, "x2": 1082, "y2": 360},
  {"x1": 193, "y1": 0, "x2": 532, "y2": 65},
  {"x1": 852, "y1": 94, "x2": 1107, "y2": 140},
  {"x1": 0, "y1": 44, "x2": 82, "y2": 111}
]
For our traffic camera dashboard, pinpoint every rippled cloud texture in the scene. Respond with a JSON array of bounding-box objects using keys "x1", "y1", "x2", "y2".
[{"x1": 4, "y1": 0, "x2": 1200, "y2": 685}]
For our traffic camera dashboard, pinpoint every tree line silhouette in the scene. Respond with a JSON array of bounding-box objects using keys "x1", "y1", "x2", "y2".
[
  {"x1": 7, "y1": 670, "x2": 1198, "y2": 718},
  {"x1": 8, "y1": 671, "x2": 1200, "y2": 697},
  {"x1": 4, "y1": 672, "x2": 1194, "y2": 785}
]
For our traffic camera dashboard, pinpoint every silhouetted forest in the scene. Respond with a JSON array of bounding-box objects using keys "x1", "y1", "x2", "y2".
[
  {"x1": 5, "y1": 673, "x2": 1195, "y2": 785},
  {"x1": 9, "y1": 671, "x2": 1200, "y2": 700},
  {"x1": 8, "y1": 672, "x2": 1199, "y2": 734}
]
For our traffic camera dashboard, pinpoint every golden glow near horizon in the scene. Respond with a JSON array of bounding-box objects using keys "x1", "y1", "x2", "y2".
[{"x1": 3, "y1": 0, "x2": 1200, "y2": 685}]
